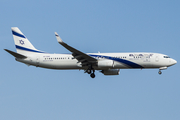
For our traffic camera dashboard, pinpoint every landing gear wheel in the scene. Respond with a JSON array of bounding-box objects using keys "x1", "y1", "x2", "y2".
[
  {"x1": 87, "y1": 69, "x2": 91, "y2": 74},
  {"x1": 158, "y1": 70, "x2": 162, "y2": 75},
  {"x1": 90, "y1": 73, "x2": 95, "y2": 78}
]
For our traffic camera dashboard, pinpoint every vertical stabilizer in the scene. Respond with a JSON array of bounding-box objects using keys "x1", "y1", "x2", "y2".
[{"x1": 11, "y1": 27, "x2": 44, "y2": 55}]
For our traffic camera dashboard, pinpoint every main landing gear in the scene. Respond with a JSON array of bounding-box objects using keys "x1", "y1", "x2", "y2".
[
  {"x1": 85, "y1": 66, "x2": 96, "y2": 78},
  {"x1": 90, "y1": 72, "x2": 95, "y2": 78}
]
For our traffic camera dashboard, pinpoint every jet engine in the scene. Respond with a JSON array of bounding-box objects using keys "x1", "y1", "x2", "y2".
[{"x1": 101, "y1": 69, "x2": 120, "y2": 75}]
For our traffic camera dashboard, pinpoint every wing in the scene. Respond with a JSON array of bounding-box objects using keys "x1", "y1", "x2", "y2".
[{"x1": 55, "y1": 32, "x2": 97, "y2": 66}]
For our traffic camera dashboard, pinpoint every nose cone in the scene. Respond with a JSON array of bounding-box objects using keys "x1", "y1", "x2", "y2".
[{"x1": 171, "y1": 59, "x2": 177, "y2": 66}]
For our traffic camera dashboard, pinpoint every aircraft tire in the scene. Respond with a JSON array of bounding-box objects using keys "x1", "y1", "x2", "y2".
[
  {"x1": 87, "y1": 69, "x2": 91, "y2": 74},
  {"x1": 158, "y1": 71, "x2": 162, "y2": 75},
  {"x1": 90, "y1": 73, "x2": 95, "y2": 78}
]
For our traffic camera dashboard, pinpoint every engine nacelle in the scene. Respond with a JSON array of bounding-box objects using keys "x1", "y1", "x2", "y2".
[
  {"x1": 101, "y1": 69, "x2": 120, "y2": 75},
  {"x1": 98, "y1": 60, "x2": 114, "y2": 68}
]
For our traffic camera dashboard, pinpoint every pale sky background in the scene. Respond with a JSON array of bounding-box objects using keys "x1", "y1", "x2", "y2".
[{"x1": 1, "y1": 0, "x2": 180, "y2": 120}]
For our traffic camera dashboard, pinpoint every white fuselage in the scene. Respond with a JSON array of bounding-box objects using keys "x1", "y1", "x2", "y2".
[{"x1": 16, "y1": 52, "x2": 177, "y2": 70}]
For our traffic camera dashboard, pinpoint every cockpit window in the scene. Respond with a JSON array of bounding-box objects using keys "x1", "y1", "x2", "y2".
[{"x1": 164, "y1": 56, "x2": 170, "y2": 58}]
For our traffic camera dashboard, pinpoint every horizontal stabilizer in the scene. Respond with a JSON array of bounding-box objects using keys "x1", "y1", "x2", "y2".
[{"x1": 4, "y1": 49, "x2": 27, "y2": 59}]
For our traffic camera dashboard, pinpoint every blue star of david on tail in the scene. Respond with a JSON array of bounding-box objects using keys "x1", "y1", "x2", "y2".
[{"x1": 19, "y1": 40, "x2": 24, "y2": 45}]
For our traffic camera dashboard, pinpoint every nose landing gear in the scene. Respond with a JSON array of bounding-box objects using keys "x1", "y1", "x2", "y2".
[
  {"x1": 158, "y1": 67, "x2": 167, "y2": 75},
  {"x1": 158, "y1": 70, "x2": 162, "y2": 75}
]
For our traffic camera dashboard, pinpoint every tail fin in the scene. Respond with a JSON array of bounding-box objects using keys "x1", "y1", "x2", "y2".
[{"x1": 12, "y1": 27, "x2": 44, "y2": 55}]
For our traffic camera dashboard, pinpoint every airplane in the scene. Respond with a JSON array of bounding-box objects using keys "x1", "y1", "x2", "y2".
[{"x1": 5, "y1": 27, "x2": 177, "y2": 78}]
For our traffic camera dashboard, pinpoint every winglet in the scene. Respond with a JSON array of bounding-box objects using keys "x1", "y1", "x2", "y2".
[{"x1": 55, "y1": 32, "x2": 63, "y2": 43}]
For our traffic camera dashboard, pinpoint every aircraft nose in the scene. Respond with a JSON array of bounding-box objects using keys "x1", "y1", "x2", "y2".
[{"x1": 171, "y1": 59, "x2": 177, "y2": 65}]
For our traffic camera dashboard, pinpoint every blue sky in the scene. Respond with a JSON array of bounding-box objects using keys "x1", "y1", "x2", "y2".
[{"x1": 1, "y1": 0, "x2": 180, "y2": 120}]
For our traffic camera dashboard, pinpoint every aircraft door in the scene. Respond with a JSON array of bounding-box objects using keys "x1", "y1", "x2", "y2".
[
  {"x1": 36, "y1": 57, "x2": 39, "y2": 66},
  {"x1": 155, "y1": 56, "x2": 159, "y2": 62}
]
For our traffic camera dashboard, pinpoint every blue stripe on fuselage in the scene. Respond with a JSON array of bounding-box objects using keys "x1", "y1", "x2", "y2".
[
  {"x1": 16, "y1": 45, "x2": 45, "y2": 53},
  {"x1": 89, "y1": 54, "x2": 143, "y2": 68},
  {"x1": 12, "y1": 31, "x2": 26, "y2": 38}
]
